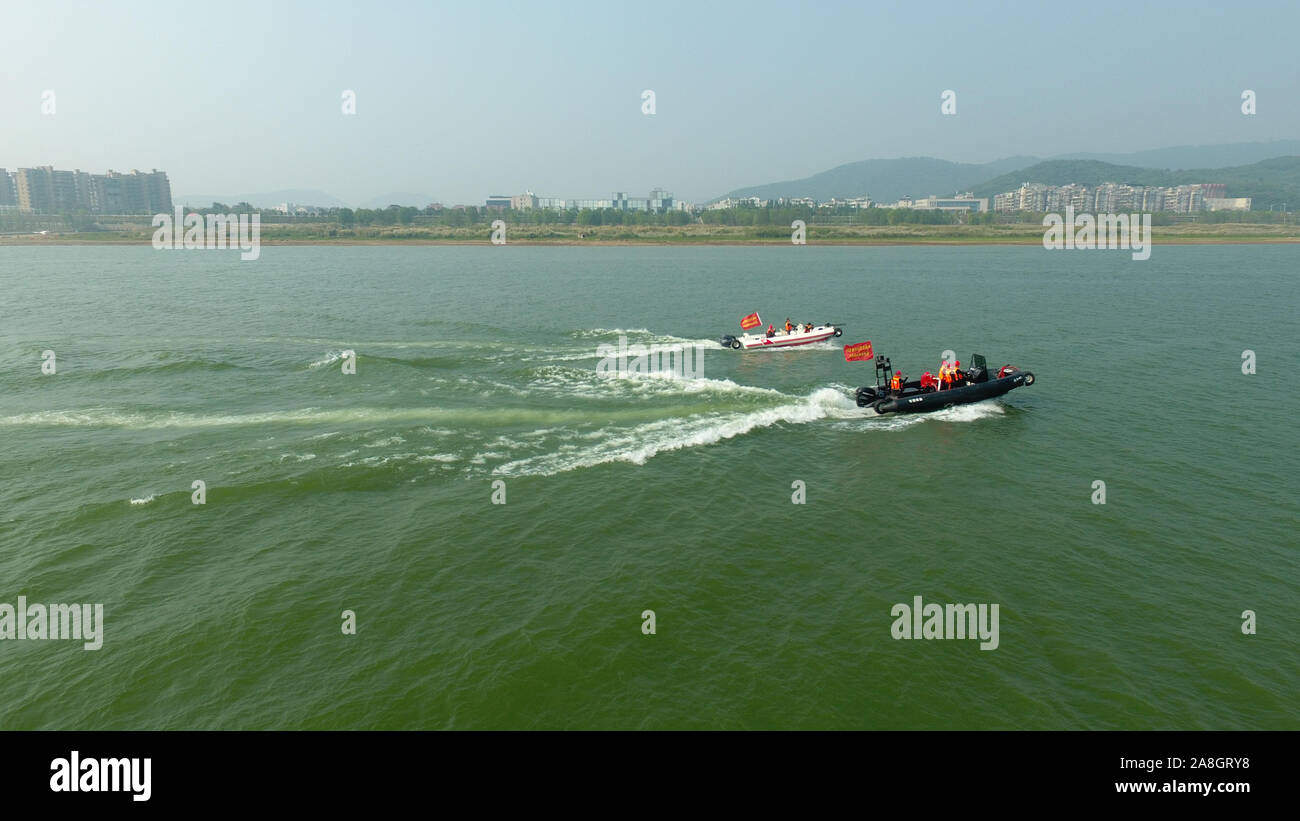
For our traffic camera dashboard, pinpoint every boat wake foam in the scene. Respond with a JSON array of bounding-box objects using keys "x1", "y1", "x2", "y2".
[
  {"x1": 828, "y1": 396, "x2": 1006, "y2": 432},
  {"x1": 524, "y1": 365, "x2": 788, "y2": 402},
  {"x1": 566, "y1": 327, "x2": 719, "y2": 347},
  {"x1": 492, "y1": 386, "x2": 860, "y2": 477},
  {"x1": 307, "y1": 350, "x2": 351, "y2": 369},
  {"x1": 928, "y1": 401, "x2": 1006, "y2": 422}
]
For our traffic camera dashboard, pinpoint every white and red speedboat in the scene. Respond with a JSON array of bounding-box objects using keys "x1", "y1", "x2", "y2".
[{"x1": 719, "y1": 322, "x2": 843, "y2": 350}]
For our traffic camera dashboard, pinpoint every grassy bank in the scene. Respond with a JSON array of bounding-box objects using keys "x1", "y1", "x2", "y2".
[{"x1": 3, "y1": 221, "x2": 1299, "y2": 245}]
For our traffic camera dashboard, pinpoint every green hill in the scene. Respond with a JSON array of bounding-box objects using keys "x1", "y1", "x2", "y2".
[
  {"x1": 721, "y1": 156, "x2": 1039, "y2": 205},
  {"x1": 971, "y1": 157, "x2": 1300, "y2": 209}
]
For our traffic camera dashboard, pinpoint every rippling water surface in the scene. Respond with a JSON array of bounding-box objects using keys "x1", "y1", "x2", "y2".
[{"x1": 0, "y1": 245, "x2": 1294, "y2": 729}]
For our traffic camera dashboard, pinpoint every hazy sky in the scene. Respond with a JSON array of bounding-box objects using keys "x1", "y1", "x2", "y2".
[{"x1": 3, "y1": 0, "x2": 1297, "y2": 206}]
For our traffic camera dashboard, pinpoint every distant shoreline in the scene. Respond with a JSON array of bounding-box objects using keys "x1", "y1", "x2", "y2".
[
  {"x1": 3, "y1": 236, "x2": 1299, "y2": 247},
  {"x1": 5, "y1": 215, "x2": 1299, "y2": 248},
  {"x1": 4, "y1": 219, "x2": 1300, "y2": 248}
]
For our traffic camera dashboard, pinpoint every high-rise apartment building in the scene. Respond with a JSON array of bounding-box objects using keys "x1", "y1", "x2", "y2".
[
  {"x1": 0, "y1": 169, "x2": 18, "y2": 207},
  {"x1": 9, "y1": 166, "x2": 172, "y2": 213},
  {"x1": 993, "y1": 181, "x2": 1235, "y2": 213},
  {"x1": 15, "y1": 166, "x2": 56, "y2": 211}
]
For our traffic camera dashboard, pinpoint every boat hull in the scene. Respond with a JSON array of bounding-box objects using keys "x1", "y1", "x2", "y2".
[
  {"x1": 720, "y1": 325, "x2": 842, "y2": 350},
  {"x1": 857, "y1": 371, "x2": 1034, "y2": 414}
]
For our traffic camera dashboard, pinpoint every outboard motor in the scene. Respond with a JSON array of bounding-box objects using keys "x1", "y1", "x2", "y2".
[
  {"x1": 967, "y1": 353, "x2": 990, "y2": 383},
  {"x1": 856, "y1": 354, "x2": 892, "y2": 406}
]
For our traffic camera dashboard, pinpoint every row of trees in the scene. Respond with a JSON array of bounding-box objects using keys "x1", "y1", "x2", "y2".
[
  {"x1": 703, "y1": 206, "x2": 973, "y2": 226},
  {"x1": 73, "y1": 200, "x2": 1294, "y2": 232},
  {"x1": 337, "y1": 206, "x2": 423, "y2": 227},
  {"x1": 175, "y1": 203, "x2": 1049, "y2": 228},
  {"x1": 331, "y1": 205, "x2": 698, "y2": 227},
  {"x1": 327, "y1": 204, "x2": 970, "y2": 227}
]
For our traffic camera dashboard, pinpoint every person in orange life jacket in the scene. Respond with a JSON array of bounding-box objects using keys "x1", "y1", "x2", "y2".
[
  {"x1": 890, "y1": 371, "x2": 905, "y2": 394},
  {"x1": 784, "y1": 318, "x2": 793, "y2": 334},
  {"x1": 920, "y1": 371, "x2": 935, "y2": 391},
  {"x1": 951, "y1": 360, "x2": 962, "y2": 385},
  {"x1": 938, "y1": 362, "x2": 951, "y2": 389}
]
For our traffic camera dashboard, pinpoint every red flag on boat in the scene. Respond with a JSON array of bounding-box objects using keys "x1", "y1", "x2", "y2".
[
  {"x1": 740, "y1": 312, "x2": 762, "y2": 330},
  {"x1": 843, "y1": 340, "x2": 873, "y2": 361}
]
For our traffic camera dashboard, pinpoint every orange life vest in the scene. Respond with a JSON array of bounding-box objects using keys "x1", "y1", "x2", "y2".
[{"x1": 890, "y1": 373, "x2": 901, "y2": 390}]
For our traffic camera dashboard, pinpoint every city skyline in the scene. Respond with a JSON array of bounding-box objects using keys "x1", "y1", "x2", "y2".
[{"x1": 0, "y1": 166, "x2": 1260, "y2": 216}]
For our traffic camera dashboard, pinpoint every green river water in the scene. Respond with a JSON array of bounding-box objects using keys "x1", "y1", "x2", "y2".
[{"x1": 0, "y1": 244, "x2": 1294, "y2": 729}]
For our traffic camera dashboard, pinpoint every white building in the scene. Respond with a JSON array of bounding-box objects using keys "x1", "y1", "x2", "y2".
[{"x1": 1205, "y1": 197, "x2": 1252, "y2": 211}]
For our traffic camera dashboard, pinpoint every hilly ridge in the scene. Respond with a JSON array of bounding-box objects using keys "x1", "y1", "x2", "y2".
[
  {"x1": 721, "y1": 141, "x2": 1300, "y2": 209},
  {"x1": 722, "y1": 156, "x2": 1036, "y2": 204}
]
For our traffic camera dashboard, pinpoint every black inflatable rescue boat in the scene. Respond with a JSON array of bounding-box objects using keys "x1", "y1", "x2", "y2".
[{"x1": 855, "y1": 353, "x2": 1034, "y2": 415}]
